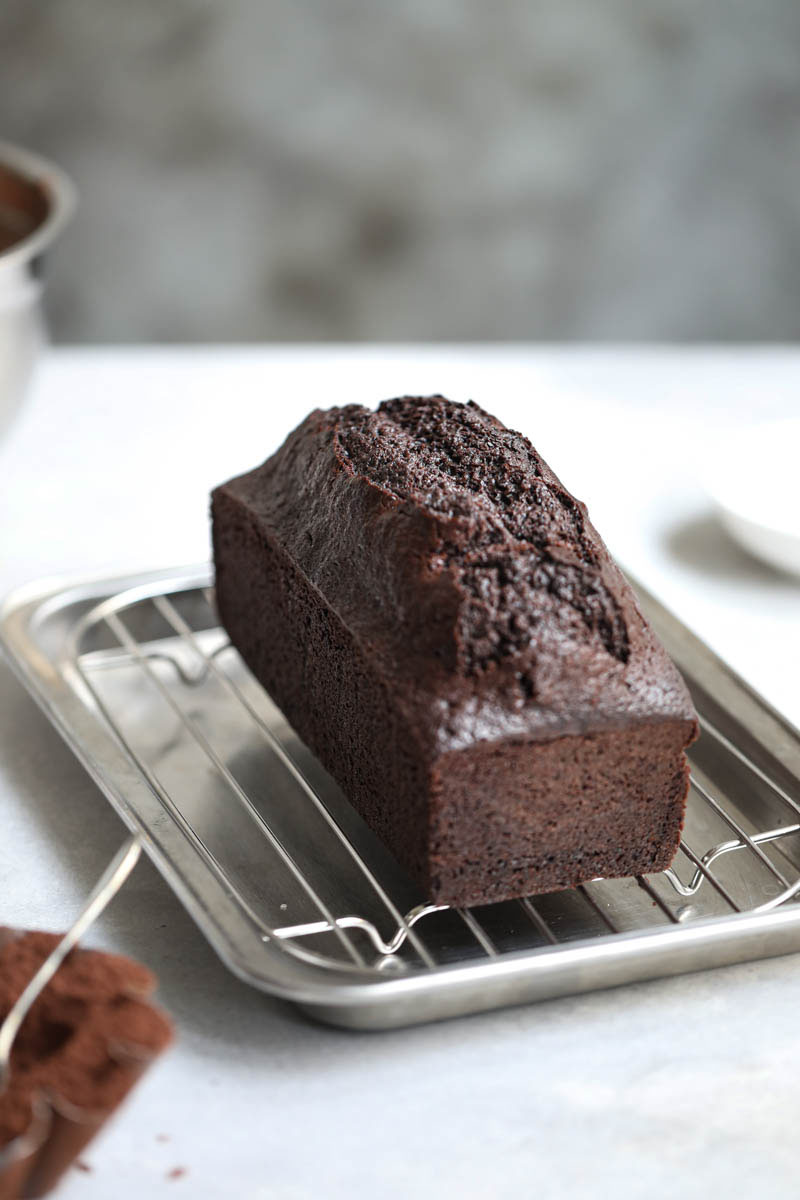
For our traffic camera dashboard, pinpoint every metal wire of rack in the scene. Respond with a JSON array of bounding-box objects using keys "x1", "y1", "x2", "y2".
[{"x1": 60, "y1": 580, "x2": 800, "y2": 974}]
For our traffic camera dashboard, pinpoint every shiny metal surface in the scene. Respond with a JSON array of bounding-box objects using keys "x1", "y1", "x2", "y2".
[
  {"x1": 0, "y1": 142, "x2": 75, "y2": 438},
  {"x1": 2, "y1": 565, "x2": 800, "y2": 1029}
]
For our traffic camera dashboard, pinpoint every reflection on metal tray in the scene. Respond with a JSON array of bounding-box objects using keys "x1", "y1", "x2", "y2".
[{"x1": 3, "y1": 565, "x2": 800, "y2": 1030}]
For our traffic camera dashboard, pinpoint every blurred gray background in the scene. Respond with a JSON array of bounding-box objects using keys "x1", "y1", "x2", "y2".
[{"x1": 3, "y1": 0, "x2": 799, "y2": 342}]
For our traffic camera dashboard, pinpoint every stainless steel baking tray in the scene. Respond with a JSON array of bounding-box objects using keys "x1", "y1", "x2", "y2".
[{"x1": 3, "y1": 565, "x2": 800, "y2": 1030}]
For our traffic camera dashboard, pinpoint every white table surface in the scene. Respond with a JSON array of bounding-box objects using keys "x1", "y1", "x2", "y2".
[{"x1": 1, "y1": 346, "x2": 799, "y2": 1200}]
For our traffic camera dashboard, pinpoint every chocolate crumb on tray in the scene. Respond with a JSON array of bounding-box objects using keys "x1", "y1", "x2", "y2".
[
  {"x1": 212, "y1": 396, "x2": 698, "y2": 907},
  {"x1": 0, "y1": 929, "x2": 172, "y2": 1200}
]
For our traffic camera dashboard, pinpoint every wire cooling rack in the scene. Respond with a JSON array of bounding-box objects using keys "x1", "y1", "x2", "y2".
[{"x1": 3, "y1": 566, "x2": 800, "y2": 1028}]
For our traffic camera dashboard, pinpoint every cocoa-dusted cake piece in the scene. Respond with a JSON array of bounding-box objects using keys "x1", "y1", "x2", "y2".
[
  {"x1": 212, "y1": 397, "x2": 698, "y2": 906},
  {"x1": 0, "y1": 930, "x2": 172, "y2": 1199}
]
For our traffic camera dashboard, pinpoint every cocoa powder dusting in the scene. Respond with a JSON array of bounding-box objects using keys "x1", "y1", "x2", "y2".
[{"x1": 0, "y1": 929, "x2": 173, "y2": 1150}]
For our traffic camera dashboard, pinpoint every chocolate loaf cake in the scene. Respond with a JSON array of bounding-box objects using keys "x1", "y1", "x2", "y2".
[
  {"x1": 0, "y1": 930, "x2": 172, "y2": 1199},
  {"x1": 212, "y1": 397, "x2": 698, "y2": 906}
]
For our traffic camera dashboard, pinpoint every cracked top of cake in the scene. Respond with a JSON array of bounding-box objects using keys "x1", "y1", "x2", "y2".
[{"x1": 215, "y1": 396, "x2": 695, "y2": 751}]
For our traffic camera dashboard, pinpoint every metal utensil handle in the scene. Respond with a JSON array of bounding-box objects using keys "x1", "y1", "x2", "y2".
[{"x1": 0, "y1": 834, "x2": 141, "y2": 1091}]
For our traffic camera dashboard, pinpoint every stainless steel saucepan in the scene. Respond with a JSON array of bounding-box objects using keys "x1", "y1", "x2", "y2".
[{"x1": 0, "y1": 141, "x2": 75, "y2": 437}]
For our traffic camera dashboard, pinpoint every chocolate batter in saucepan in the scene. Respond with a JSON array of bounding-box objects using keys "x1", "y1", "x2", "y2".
[{"x1": 0, "y1": 163, "x2": 49, "y2": 255}]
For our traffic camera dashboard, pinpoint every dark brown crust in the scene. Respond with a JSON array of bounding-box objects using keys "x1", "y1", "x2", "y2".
[{"x1": 211, "y1": 396, "x2": 698, "y2": 905}]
